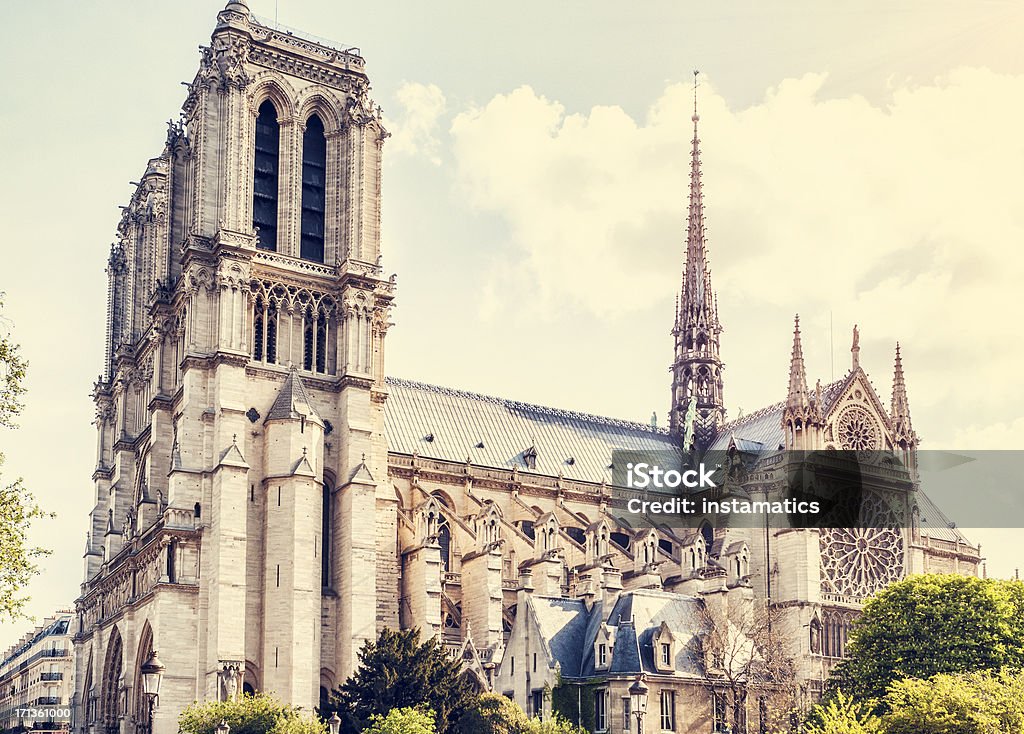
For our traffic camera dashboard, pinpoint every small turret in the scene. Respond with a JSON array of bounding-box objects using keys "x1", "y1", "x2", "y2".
[
  {"x1": 890, "y1": 343, "x2": 919, "y2": 475},
  {"x1": 782, "y1": 315, "x2": 822, "y2": 450}
]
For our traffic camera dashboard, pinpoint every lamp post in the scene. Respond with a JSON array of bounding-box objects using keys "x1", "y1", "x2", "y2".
[
  {"x1": 628, "y1": 675, "x2": 648, "y2": 734},
  {"x1": 139, "y1": 651, "x2": 165, "y2": 734},
  {"x1": 328, "y1": 713, "x2": 341, "y2": 734},
  {"x1": 216, "y1": 721, "x2": 230, "y2": 734}
]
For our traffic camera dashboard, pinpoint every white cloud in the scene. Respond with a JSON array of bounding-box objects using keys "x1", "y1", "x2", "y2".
[
  {"x1": 448, "y1": 70, "x2": 1024, "y2": 445},
  {"x1": 385, "y1": 82, "x2": 447, "y2": 165}
]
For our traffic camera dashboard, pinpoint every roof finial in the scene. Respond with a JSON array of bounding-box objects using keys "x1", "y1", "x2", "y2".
[{"x1": 851, "y1": 324, "x2": 861, "y2": 371}]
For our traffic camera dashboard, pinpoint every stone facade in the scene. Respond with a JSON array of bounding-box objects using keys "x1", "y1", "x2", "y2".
[{"x1": 72, "y1": 4, "x2": 981, "y2": 734}]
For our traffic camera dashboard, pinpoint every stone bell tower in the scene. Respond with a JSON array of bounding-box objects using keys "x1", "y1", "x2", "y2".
[{"x1": 77, "y1": 2, "x2": 394, "y2": 728}]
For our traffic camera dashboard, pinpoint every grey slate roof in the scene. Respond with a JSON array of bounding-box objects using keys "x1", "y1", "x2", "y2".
[
  {"x1": 384, "y1": 377, "x2": 681, "y2": 484},
  {"x1": 709, "y1": 377, "x2": 847, "y2": 451},
  {"x1": 916, "y1": 490, "x2": 973, "y2": 544},
  {"x1": 528, "y1": 596, "x2": 592, "y2": 677},
  {"x1": 266, "y1": 369, "x2": 322, "y2": 423},
  {"x1": 570, "y1": 590, "x2": 706, "y2": 678},
  {"x1": 383, "y1": 375, "x2": 975, "y2": 550}
]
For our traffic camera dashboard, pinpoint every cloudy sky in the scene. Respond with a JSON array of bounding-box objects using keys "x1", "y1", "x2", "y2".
[{"x1": 1, "y1": 0, "x2": 1022, "y2": 647}]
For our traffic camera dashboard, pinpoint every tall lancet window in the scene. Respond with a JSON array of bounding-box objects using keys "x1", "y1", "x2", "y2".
[
  {"x1": 300, "y1": 115, "x2": 327, "y2": 262},
  {"x1": 253, "y1": 101, "x2": 280, "y2": 251}
]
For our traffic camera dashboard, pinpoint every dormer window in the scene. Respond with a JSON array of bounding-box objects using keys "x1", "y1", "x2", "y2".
[
  {"x1": 598, "y1": 643, "x2": 607, "y2": 667},
  {"x1": 653, "y1": 621, "x2": 675, "y2": 672}
]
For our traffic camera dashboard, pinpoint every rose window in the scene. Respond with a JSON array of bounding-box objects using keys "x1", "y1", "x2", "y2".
[
  {"x1": 820, "y1": 490, "x2": 904, "y2": 600},
  {"x1": 836, "y1": 407, "x2": 881, "y2": 451}
]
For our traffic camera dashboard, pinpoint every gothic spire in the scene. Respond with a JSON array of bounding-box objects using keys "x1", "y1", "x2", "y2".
[
  {"x1": 783, "y1": 315, "x2": 823, "y2": 450},
  {"x1": 670, "y1": 70, "x2": 725, "y2": 448},
  {"x1": 675, "y1": 71, "x2": 717, "y2": 335},
  {"x1": 890, "y1": 342, "x2": 916, "y2": 444},
  {"x1": 786, "y1": 315, "x2": 810, "y2": 410}
]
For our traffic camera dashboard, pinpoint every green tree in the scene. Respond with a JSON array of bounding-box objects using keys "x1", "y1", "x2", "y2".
[
  {"x1": 0, "y1": 295, "x2": 52, "y2": 622},
  {"x1": 802, "y1": 691, "x2": 883, "y2": 734},
  {"x1": 828, "y1": 575, "x2": 1024, "y2": 704},
  {"x1": 453, "y1": 694, "x2": 584, "y2": 734},
  {"x1": 179, "y1": 692, "x2": 325, "y2": 734},
  {"x1": 363, "y1": 708, "x2": 436, "y2": 734},
  {"x1": 883, "y1": 669, "x2": 1024, "y2": 734},
  {"x1": 325, "y1": 628, "x2": 478, "y2": 734},
  {"x1": 525, "y1": 714, "x2": 585, "y2": 734},
  {"x1": 0, "y1": 295, "x2": 27, "y2": 428},
  {"x1": 454, "y1": 693, "x2": 530, "y2": 734}
]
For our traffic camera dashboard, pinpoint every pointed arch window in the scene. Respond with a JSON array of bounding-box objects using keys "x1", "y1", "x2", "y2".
[
  {"x1": 253, "y1": 297, "x2": 278, "y2": 364},
  {"x1": 300, "y1": 115, "x2": 327, "y2": 262},
  {"x1": 438, "y1": 517, "x2": 451, "y2": 572},
  {"x1": 322, "y1": 482, "x2": 332, "y2": 589},
  {"x1": 253, "y1": 101, "x2": 280, "y2": 251}
]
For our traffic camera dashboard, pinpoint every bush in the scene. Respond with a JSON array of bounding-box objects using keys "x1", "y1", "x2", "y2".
[
  {"x1": 363, "y1": 708, "x2": 437, "y2": 734},
  {"x1": 884, "y1": 669, "x2": 1024, "y2": 734},
  {"x1": 453, "y1": 694, "x2": 583, "y2": 734},
  {"x1": 179, "y1": 693, "x2": 325, "y2": 734},
  {"x1": 802, "y1": 691, "x2": 883, "y2": 734},
  {"x1": 454, "y1": 694, "x2": 530, "y2": 734}
]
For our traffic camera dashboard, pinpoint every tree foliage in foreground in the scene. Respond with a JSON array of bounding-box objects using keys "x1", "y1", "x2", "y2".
[
  {"x1": 802, "y1": 691, "x2": 883, "y2": 734},
  {"x1": 363, "y1": 708, "x2": 436, "y2": 734},
  {"x1": 324, "y1": 628, "x2": 478, "y2": 734},
  {"x1": 0, "y1": 294, "x2": 28, "y2": 429},
  {"x1": 0, "y1": 294, "x2": 52, "y2": 622},
  {"x1": 884, "y1": 669, "x2": 1024, "y2": 734},
  {"x1": 454, "y1": 693, "x2": 584, "y2": 734},
  {"x1": 179, "y1": 692, "x2": 325, "y2": 734},
  {"x1": 828, "y1": 574, "x2": 1024, "y2": 704}
]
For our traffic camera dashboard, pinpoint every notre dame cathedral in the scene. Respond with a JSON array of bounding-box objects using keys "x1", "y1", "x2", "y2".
[{"x1": 72, "y1": 3, "x2": 981, "y2": 734}]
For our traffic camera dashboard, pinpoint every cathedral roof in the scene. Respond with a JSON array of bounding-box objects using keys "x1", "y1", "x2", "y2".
[
  {"x1": 383, "y1": 377, "x2": 681, "y2": 484},
  {"x1": 709, "y1": 377, "x2": 847, "y2": 451},
  {"x1": 532, "y1": 590, "x2": 707, "y2": 679},
  {"x1": 916, "y1": 490, "x2": 974, "y2": 545}
]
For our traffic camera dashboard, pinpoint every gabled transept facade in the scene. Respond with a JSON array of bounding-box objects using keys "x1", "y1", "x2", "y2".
[{"x1": 73, "y1": 5, "x2": 981, "y2": 734}]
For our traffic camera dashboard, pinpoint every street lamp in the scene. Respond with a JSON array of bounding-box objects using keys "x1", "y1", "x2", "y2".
[
  {"x1": 628, "y1": 675, "x2": 648, "y2": 734},
  {"x1": 328, "y1": 713, "x2": 341, "y2": 734},
  {"x1": 216, "y1": 721, "x2": 231, "y2": 734},
  {"x1": 140, "y1": 651, "x2": 166, "y2": 734}
]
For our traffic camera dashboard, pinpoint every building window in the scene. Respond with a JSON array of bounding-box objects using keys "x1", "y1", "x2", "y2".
[
  {"x1": 712, "y1": 691, "x2": 727, "y2": 732},
  {"x1": 660, "y1": 642, "x2": 671, "y2": 667},
  {"x1": 302, "y1": 306, "x2": 329, "y2": 374},
  {"x1": 659, "y1": 690, "x2": 675, "y2": 731},
  {"x1": 532, "y1": 690, "x2": 544, "y2": 720},
  {"x1": 758, "y1": 696, "x2": 768, "y2": 734},
  {"x1": 599, "y1": 643, "x2": 607, "y2": 667},
  {"x1": 300, "y1": 115, "x2": 327, "y2": 262},
  {"x1": 438, "y1": 518, "x2": 451, "y2": 571},
  {"x1": 253, "y1": 297, "x2": 277, "y2": 364},
  {"x1": 622, "y1": 697, "x2": 631, "y2": 733},
  {"x1": 166, "y1": 540, "x2": 176, "y2": 583},
  {"x1": 734, "y1": 691, "x2": 747, "y2": 734},
  {"x1": 595, "y1": 690, "x2": 608, "y2": 732},
  {"x1": 822, "y1": 611, "x2": 852, "y2": 658},
  {"x1": 322, "y1": 484, "x2": 332, "y2": 588},
  {"x1": 253, "y1": 101, "x2": 280, "y2": 251}
]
